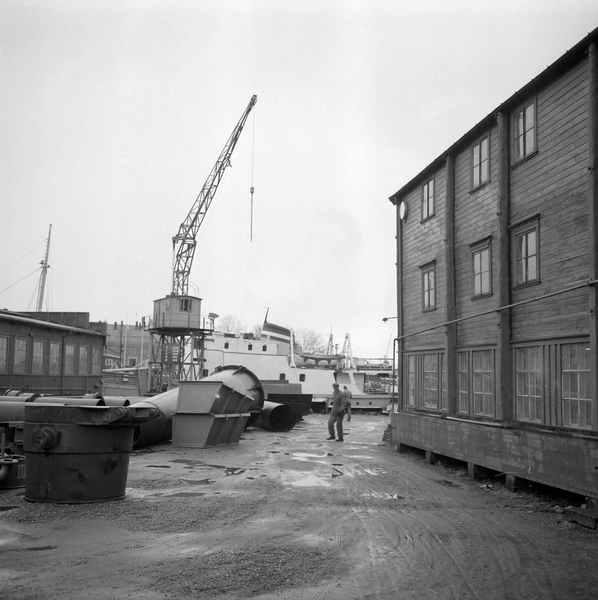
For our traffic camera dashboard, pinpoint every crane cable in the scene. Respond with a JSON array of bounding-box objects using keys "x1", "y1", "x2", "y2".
[{"x1": 250, "y1": 106, "x2": 256, "y2": 242}]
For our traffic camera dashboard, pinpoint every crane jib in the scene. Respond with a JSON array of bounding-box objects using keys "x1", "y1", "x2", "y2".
[{"x1": 171, "y1": 95, "x2": 257, "y2": 297}]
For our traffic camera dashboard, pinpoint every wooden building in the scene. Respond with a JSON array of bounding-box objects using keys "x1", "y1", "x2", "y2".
[
  {"x1": 0, "y1": 310, "x2": 106, "y2": 396},
  {"x1": 389, "y1": 28, "x2": 598, "y2": 501}
]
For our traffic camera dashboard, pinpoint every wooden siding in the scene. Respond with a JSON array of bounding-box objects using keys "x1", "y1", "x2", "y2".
[
  {"x1": 0, "y1": 318, "x2": 104, "y2": 395},
  {"x1": 510, "y1": 58, "x2": 590, "y2": 342},
  {"x1": 453, "y1": 125, "x2": 500, "y2": 347},
  {"x1": 402, "y1": 167, "x2": 446, "y2": 352},
  {"x1": 392, "y1": 411, "x2": 598, "y2": 500}
]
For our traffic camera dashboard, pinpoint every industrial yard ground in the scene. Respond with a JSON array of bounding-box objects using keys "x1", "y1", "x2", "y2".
[{"x1": 1, "y1": 413, "x2": 598, "y2": 600}]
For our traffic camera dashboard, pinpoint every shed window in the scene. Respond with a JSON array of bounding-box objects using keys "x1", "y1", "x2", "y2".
[
  {"x1": 79, "y1": 346, "x2": 89, "y2": 375},
  {"x1": 421, "y1": 262, "x2": 436, "y2": 311},
  {"x1": 92, "y1": 346, "x2": 102, "y2": 375},
  {"x1": 514, "y1": 100, "x2": 536, "y2": 161},
  {"x1": 49, "y1": 342, "x2": 61, "y2": 375},
  {"x1": 458, "y1": 352, "x2": 469, "y2": 413},
  {"x1": 513, "y1": 219, "x2": 539, "y2": 286},
  {"x1": 407, "y1": 355, "x2": 416, "y2": 407},
  {"x1": 472, "y1": 350, "x2": 494, "y2": 417},
  {"x1": 14, "y1": 338, "x2": 28, "y2": 373},
  {"x1": 515, "y1": 347, "x2": 544, "y2": 424},
  {"x1": 562, "y1": 343, "x2": 592, "y2": 430},
  {"x1": 422, "y1": 178, "x2": 435, "y2": 220},
  {"x1": 33, "y1": 340, "x2": 45, "y2": 374},
  {"x1": 0, "y1": 336, "x2": 8, "y2": 373},
  {"x1": 472, "y1": 136, "x2": 489, "y2": 188},
  {"x1": 423, "y1": 354, "x2": 438, "y2": 409},
  {"x1": 471, "y1": 239, "x2": 492, "y2": 298},
  {"x1": 65, "y1": 344, "x2": 75, "y2": 375}
]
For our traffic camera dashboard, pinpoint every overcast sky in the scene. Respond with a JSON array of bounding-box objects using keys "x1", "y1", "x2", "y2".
[{"x1": 1, "y1": 0, "x2": 597, "y2": 358}]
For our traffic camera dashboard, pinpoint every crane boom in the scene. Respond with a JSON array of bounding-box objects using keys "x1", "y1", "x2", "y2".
[{"x1": 172, "y1": 94, "x2": 257, "y2": 296}]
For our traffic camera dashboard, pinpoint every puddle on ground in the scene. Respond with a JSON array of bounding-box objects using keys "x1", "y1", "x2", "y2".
[
  {"x1": 146, "y1": 465, "x2": 171, "y2": 469},
  {"x1": 168, "y1": 459, "x2": 246, "y2": 477},
  {"x1": 163, "y1": 492, "x2": 206, "y2": 498},
  {"x1": 292, "y1": 452, "x2": 333, "y2": 459},
  {"x1": 288, "y1": 474, "x2": 332, "y2": 488}
]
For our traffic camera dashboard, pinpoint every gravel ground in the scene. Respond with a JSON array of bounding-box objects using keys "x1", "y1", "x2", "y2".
[{"x1": 1, "y1": 413, "x2": 597, "y2": 600}]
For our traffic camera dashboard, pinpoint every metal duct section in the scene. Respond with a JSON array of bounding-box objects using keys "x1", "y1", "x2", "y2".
[
  {"x1": 130, "y1": 365, "x2": 265, "y2": 449},
  {"x1": 253, "y1": 401, "x2": 296, "y2": 432}
]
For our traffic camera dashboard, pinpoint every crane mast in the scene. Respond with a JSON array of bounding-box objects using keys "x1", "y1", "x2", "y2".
[{"x1": 172, "y1": 94, "x2": 257, "y2": 296}]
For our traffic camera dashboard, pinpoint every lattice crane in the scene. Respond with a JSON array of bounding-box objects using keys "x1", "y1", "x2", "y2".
[{"x1": 171, "y1": 94, "x2": 257, "y2": 296}]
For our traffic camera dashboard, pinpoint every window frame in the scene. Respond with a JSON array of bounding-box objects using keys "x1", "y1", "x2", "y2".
[
  {"x1": 49, "y1": 341, "x2": 61, "y2": 375},
  {"x1": 471, "y1": 134, "x2": 490, "y2": 190},
  {"x1": 14, "y1": 337, "x2": 28, "y2": 374},
  {"x1": 0, "y1": 336, "x2": 8, "y2": 373},
  {"x1": 32, "y1": 340, "x2": 45, "y2": 374},
  {"x1": 515, "y1": 346, "x2": 544, "y2": 424},
  {"x1": 65, "y1": 343, "x2": 75, "y2": 375},
  {"x1": 420, "y1": 261, "x2": 436, "y2": 312},
  {"x1": 561, "y1": 343, "x2": 592, "y2": 430},
  {"x1": 421, "y1": 177, "x2": 435, "y2": 222},
  {"x1": 512, "y1": 98, "x2": 537, "y2": 164},
  {"x1": 470, "y1": 237, "x2": 492, "y2": 299},
  {"x1": 512, "y1": 216, "x2": 540, "y2": 288},
  {"x1": 79, "y1": 345, "x2": 89, "y2": 375}
]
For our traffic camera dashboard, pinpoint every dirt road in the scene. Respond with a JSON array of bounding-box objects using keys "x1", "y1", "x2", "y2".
[{"x1": 1, "y1": 414, "x2": 597, "y2": 599}]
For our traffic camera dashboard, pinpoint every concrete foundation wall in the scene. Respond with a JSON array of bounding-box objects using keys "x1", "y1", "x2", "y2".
[{"x1": 391, "y1": 411, "x2": 598, "y2": 500}]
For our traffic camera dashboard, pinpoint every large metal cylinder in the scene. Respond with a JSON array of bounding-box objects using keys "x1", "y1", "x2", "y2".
[
  {"x1": 24, "y1": 404, "x2": 157, "y2": 503},
  {"x1": 253, "y1": 401, "x2": 296, "y2": 432}
]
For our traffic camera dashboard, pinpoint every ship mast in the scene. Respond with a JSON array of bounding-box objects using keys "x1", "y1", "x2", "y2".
[{"x1": 36, "y1": 224, "x2": 52, "y2": 312}]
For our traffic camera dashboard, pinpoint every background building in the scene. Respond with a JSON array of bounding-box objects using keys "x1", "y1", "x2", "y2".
[{"x1": 0, "y1": 310, "x2": 106, "y2": 395}]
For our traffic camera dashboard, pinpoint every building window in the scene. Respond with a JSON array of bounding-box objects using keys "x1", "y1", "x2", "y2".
[
  {"x1": 422, "y1": 178, "x2": 434, "y2": 220},
  {"x1": 128, "y1": 357, "x2": 137, "y2": 367},
  {"x1": 423, "y1": 354, "x2": 438, "y2": 409},
  {"x1": 472, "y1": 136, "x2": 489, "y2": 188},
  {"x1": 514, "y1": 100, "x2": 536, "y2": 162},
  {"x1": 224, "y1": 342, "x2": 229, "y2": 349},
  {"x1": 248, "y1": 344, "x2": 253, "y2": 351},
  {"x1": 0, "y1": 336, "x2": 8, "y2": 373},
  {"x1": 407, "y1": 355, "x2": 416, "y2": 407},
  {"x1": 14, "y1": 338, "x2": 28, "y2": 373},
  {"x1": 262, "y1": 345, "x2": 267, "y2": 352},
  {"x1": 515, "y1": 347, "x2": 544, "y2": 423},
  {"x1": 92, "y1": 347, "x2": 102, "y2": 375},
  {"x1": 562, "y1": 343, "x2": 592, "y2": 430},
  {"x1": 472, "y1": 350, "x2": 494, "y2": 417},
  {"x1": 65, "y1": 344, "x2": 75, "y2": 375},
  {"x1": 458, "y1": 352, "x2": 469, "y2": 413},
  {"x1": 179, "y1": 298, "x2": 192, "y2": 312},
  {"x1": 79, "y1": 346, "x2": 89, "y2": 375},
  {"x1": 33, "y1": 340, "x2": 45, "y2": 374},
  {"x1": 471, "y1": 239, "x2": 492, "y2": 298},
  {"x1": 49, "y1": 342, "x2": 61, "y2": 375},
  {"x1": 441, "y1": 354, "x2": 447, "y2": 411},
  {"x1": 513, "y1": 219, "x2": 539, "y2": 286},
  {"x1": 421, "y1": 262, "x2": 436, "y2": 311},
  {"x1": 299, "y1": 374, "x2": 305, "y2": 382}
]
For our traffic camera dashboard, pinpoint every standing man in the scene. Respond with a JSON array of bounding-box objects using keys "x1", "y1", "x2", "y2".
[
  {"x1": 342, "y1": 385, "x2": 352, "y2": 421},
  {"x1": 327, "y1": 382, "x2": 346, "y2": 442}
]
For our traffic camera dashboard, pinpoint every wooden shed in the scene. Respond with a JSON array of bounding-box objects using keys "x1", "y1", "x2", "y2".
[
  {"x1": 388, "y1": 28, "x2": 598, "y2": 501},
  {"x1": 0, "y1": 310, "x2": 106, "y2": 396}
]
